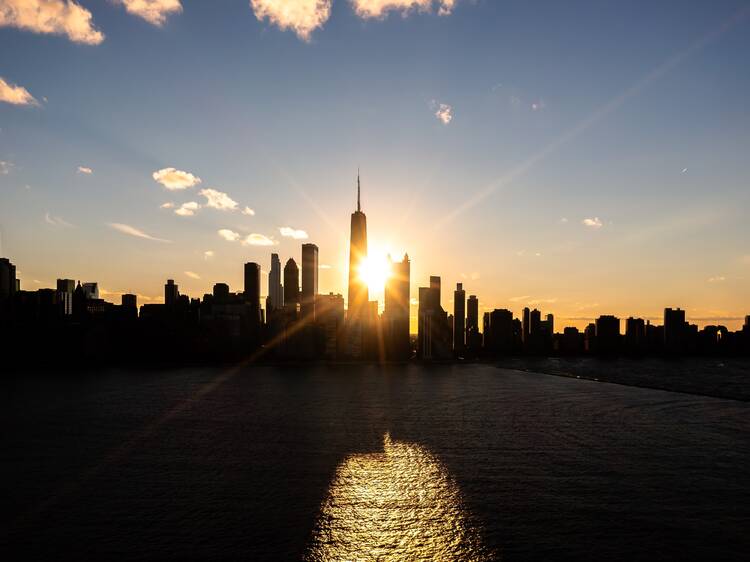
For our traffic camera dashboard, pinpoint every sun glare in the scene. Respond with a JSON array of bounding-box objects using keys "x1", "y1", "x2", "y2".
[{"x1": 359, "y1": 254, "x2": 392, "y2": 293}]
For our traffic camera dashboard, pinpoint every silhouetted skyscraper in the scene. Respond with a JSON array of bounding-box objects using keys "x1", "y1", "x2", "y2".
[
  {"x1": 595, "y1": 315, "x2": 621, "y2": 354},
  {"x1": 284, "y1": 258, "x2": 299, "y2": 312},
  {"x1": 453, "y1": 283, "x2": 465, "y2": 353},
  {"x1": 301, "y1": 243, "x2": 319, "y2": 321},
  {"x1": 522, "y1": 307, "x2": 530, "y2": 343},
  {"x1": 82, "y1": 282, "x2": 99, "y2": 300},
  {"x1": 418, "y1": 276, "x2": 451, "y2": 359},
  {"x1": 267, "y1": 253, "x2": 283, "y2": 313},
  {"x1": 164, "y1": 279, "x2": 178, "y2": 306},
  {"x1": 0, "y1": 258, "x2": 16, "y2": 300},
  {"x1": 347, "y1": 172, "x2": 368, "y2": 319},
  {"x1": 384, "y1": 253, "x2": 410, "y2": 359},
  {"x1": 122, "y1": 293, "x2": 137, "y2": 309},
  {"x1": 213, "y1": 282, "x2": 230, "y2": 302},
  {"x1": 664, "y1": 307, "x2": 687, "y2": 353},
  {"x1": 244, "y1": 262, "x2": 261, "y2": 308},
  {"x1": 57, "y1": 279, "x2": 75, "y2": 316},
  {"x1": 466, "y1": 294, "x2": 480, "y2": 354}
]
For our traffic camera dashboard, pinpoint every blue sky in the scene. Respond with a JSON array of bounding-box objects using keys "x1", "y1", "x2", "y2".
[{"x1": 1, "y1": 0, "x2": 749, "y2": 328}]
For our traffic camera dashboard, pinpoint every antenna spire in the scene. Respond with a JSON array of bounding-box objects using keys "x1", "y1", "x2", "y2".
[{"x1": 357, "y1": 168, "x2": 361, "y2": 212}]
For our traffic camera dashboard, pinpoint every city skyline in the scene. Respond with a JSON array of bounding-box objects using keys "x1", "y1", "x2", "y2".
[{"x1": 1, "y1": 1, "x2": 750, "y2": 330}]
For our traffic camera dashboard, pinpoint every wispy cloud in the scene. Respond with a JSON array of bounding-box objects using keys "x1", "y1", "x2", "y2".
[
  {"x1": 160, "y1": 202, "x2": 175, "y2": 209},
  {"x1": 351, "y1": 0, "x2": 456, "y2": 19},
  {"x1": 582, "y1": 217, "x2": 603, "y2": 229},
  {"x1": 0, "y1": 76, "x2": 38, "y2": 105},
  {"x1": 707, "y1": 276, "x2": 726, "y2": 283},
  {"x1": 279, "y1": 226, "x2": 309, "y2": 239},
  {"x1": 204, "y1": 250, "x2": 214, "y2": 260},
  {"x1": 218, "y1": 229, "x2": 241, "y2": 242},
  {"x1": 174, "y1": 201, "x2": 200, "y2": 216},
  {"x1": 242, "y1": 206, "x2": 256, "y2": 216},
  {"x1": 109, "y1": 222, "x2": 171, "y2": 242},
  {"x1": 200, "y1": 188, "x2": 238, "y2": 211},
  {"x1": 44, "y1": 212, "x2": 74, "y2": 228},
  {"x1": 77, "y1": 165, "x2": 92, "y2": 174},
  {"x1": 152, "y1": 167, "x2": 201, "y2": 190},
  {"x1": 115, "y1": 0, "x2": 182, "y2": 26},
  {"x1": 184, "y1": 270, "x2": 200, "y2": 280},
  {"x1": 0, "y1": 0, "x2": 104, "y2": 44},
  {"x1": 244, "y1": 233, "x2": 277, "y2": 246},
  {"x1": 0, "y1": 160, "x2": 12, "y2": 174},
  {"x1": 250, "y1": 0, "x2": 331, "y2": 41},
  {"x1": 431, "y1": 100, "x2": 453, "y2": 125}
]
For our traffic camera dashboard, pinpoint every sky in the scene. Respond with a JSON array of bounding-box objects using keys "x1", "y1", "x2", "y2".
[{"x1": 1, "y1": 0, "x2": 749, "y2": 331}]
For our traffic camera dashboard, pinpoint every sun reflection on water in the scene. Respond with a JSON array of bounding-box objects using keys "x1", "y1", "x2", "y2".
[{"x1": 307, "y1": 434, "x2": 493, "y2": 561}]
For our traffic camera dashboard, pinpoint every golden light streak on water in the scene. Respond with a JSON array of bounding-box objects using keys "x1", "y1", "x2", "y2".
[{"x1": 307, "y1": 434, "x2": 494, "y2": 561}]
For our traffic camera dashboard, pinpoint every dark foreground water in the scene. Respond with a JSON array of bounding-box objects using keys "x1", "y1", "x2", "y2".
[{"x1": 2, "y1": 363, "x2": 749, "y2": 561}]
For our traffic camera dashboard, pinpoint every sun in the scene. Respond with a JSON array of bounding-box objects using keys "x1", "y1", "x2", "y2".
[{"x1": 358, "y1": 254, "x2": 392, "y2": 293}]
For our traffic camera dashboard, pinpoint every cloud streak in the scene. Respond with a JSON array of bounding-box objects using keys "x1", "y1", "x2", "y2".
[
  {"x1": 279, "y1": 226, "x2": 309, "y2": 239},
  {"x1": 0, "y1": 76, "x2": 38, "y2": 105},
  {"x1": 244, "y1": 233, "x2": 276, "y2": 246},
  {"x1": 152, "y1": 167, "x2": 201, "y2": 190},
  {"x1": 431, "y1": 100, "x2": 453, "y2": 125},
  {"x1": 77, "y1": 165, "x2": 92, "y2": 174},
  {"x1": 351, "y1": 0, "x2": 456, "y2": 18},
  {"x1": 0, "y1": 0, "x2": 104, "y2": 44},
  {"x1": 109, "y1": 222, "x2": 171, "y2": 242},
  {"x1": 218, "y1": 229, "x2": 241, "y2": 242},
  {"x1": 174, "y1": 201, "x2": 200, "y2": 216},
  {"x1": 45, "y1": 212, "x2": 74, "y2": 228},
  {"x1": 200, "y1": 188, "x2": 238, "y2": 211},
  {"x1": 582, "y1": 217, "x2": 603, "y2": 229},
  {"x1": 115, "y1": 0, "x2": 182, "y2": 26},
  {"x1": 250, "y1": 0, "x2": 331, "y2": 41}
]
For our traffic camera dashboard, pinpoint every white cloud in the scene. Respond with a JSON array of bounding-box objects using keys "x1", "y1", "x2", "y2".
[
  {"x1": 160, "y1": 202, "x2": 175, "y2": 209},
  {"x1": 174, "y1": 201, "x2": 200, "y2": 216},
  {"x1": 204, "y1": 250, "x2": 214, "y2": 260},
  {"x1": 250, "y1": 0, "x2": 331, "y2": 41},
  {"x1": 431, "y1": 100, "x2": 452, "y2": 125},
  {"x1": 351, "y1": 0, "x2": 456, "y2": 19},
  {"x1": 77, "y1": 165, "x2": 92, "y2": 174},
  {"x1": 0, "y1": 76, "x2": 38, "y2": 105},
  {"x1": 152, "y1": 167, "x2": 201, "y2": 190},
  {"x1": 218, "y1": 228, "x2": 241, "y2": 242},
  {"x1": 0, "y1": 160, "x2": 12, "y2": 174},
  {"x1": 200, "y1": 188, "x2": 238, "y2": 211},
  {"x1": 0, "y1": 0, "x2": 104, "y2": 44},
  {"x1": 115, "y1": 0, "x2": 182, "y2": 26},
  {"x1": 243, "y1": 233, "x2": 277, "y2": 246},
  {"x1": 184, "y1": 270, "x2": 201, "y2": 280},
  {"x1": 582, "y1": 217, "x2": 603, "y2": 229},
  {"x1": 559, "y1": 217, "x2": 569, "y2": 223},
  {"x1": 681, "y1": 167, "x2": 688, "y2": 174},
  {"x1": 279, "y1": 226, "x2": 309, "y2": 239},
  {"x1": 707, "y1": 276, "x2": 726, "y2": 283},
  {"x1": 242, "y1": 206, "x2": 256, "y2": 216},
  {"x1": 108, "y1": 222, "x2": 171, "y2": 242},
  {"x1": 44, "y1": 212, "x2": 74, "y2": 228}
]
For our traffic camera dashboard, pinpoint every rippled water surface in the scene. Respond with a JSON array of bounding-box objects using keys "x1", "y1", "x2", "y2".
[{"x1": 2, "y1": 363, "x2": 749, "y2": 560}]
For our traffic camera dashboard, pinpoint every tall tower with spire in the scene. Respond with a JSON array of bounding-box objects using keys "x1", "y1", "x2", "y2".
[
  {"x1": 346, "y1": 171, "x2": 369, "y2": 358},
  {"x1": 347, "y1": 170, "x2": 368, "y2": 319}
]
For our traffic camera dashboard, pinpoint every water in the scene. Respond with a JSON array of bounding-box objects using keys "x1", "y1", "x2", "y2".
[{"x1": 2, "y1": 364, "x2": 749, "y2": 560}]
